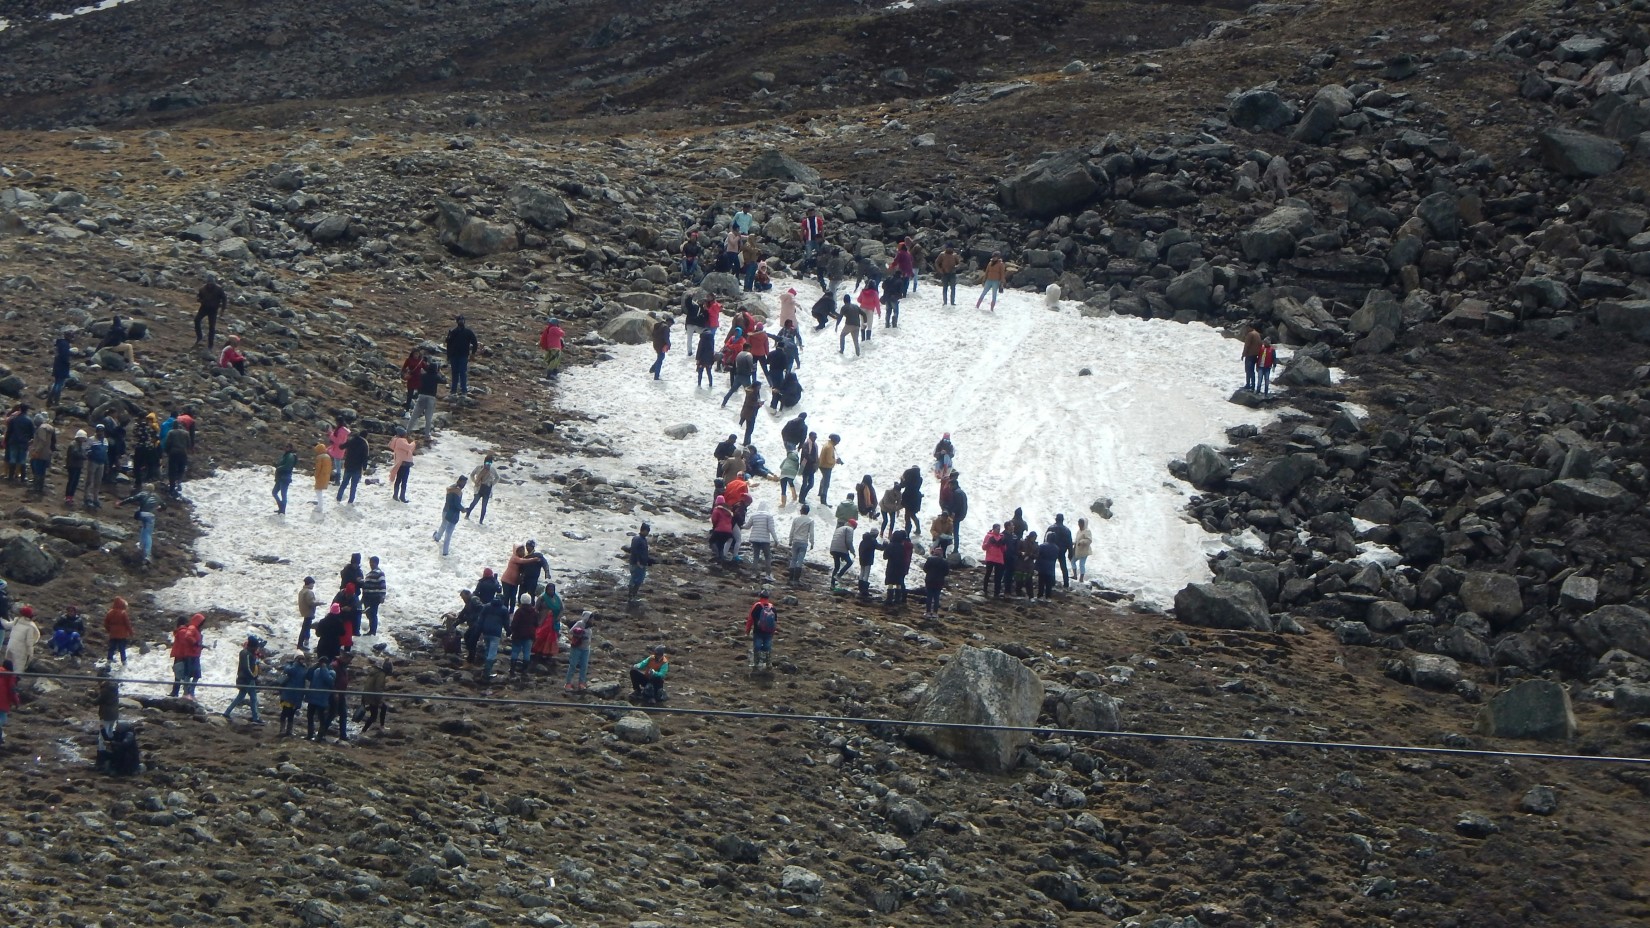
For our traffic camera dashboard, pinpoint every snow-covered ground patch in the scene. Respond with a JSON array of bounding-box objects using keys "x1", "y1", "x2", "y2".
[
  {"x1": 120, "y1": 432, "x2": 697, "y2": 704},
  {"x1": 560, "y1": 277, "x2": 1272, "y2": 607},
  {"x1": 48, "y1": 0, "x2": 148, "y2": 22}
]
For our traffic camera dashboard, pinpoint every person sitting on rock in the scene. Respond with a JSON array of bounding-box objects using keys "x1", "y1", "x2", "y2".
[
  {"x1": 98, "y1": 314, "x2": 136, "y2": 367},
  {"x1": 217, "y1": 336, "x2": 247, "y2": 374},
  {"x1": 51, "y1": 606, "x2": 86, "y2": 657},
  {"x1": 630, "y1": 645, "x2": 670, "y2": 703}
]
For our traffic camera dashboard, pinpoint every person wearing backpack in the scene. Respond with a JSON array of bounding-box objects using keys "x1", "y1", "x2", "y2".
[
  {"x1": 305, "y1": 656, "x2": 336, "y2": 741},
  {"x1": 563, "y1": 611, "x2": 596, "y2": 693},
  {"x1": 745, "y1": 590, "x2": 778, "y2": 672}
]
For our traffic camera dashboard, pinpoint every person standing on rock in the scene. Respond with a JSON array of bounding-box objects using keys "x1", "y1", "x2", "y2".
[
  {"x1": 3, "y1": 404, "x2": 36, "y2": 482},
  {"x1": 1072, "y1": 517, "x2": 1093, "y2": 583},
  {"x1": 680, "y1": 230, "x2": 705, "y2": 281},
  {"x1": 0, "y1": 658, "x2": 16, "y2": 746},
  {"x1": 271, "y1": 443, "x2": 297, "y2": 514},
  {"x1": 518, "y1": 540, "x2": 550, "y2": 604},
  {"x1": 446, "y1": 316, "x2": 479, "y2": 396},
  {"x1": 883, "y1": 530, "x2": 913, "y2": 607},
  {"x1": 315, "y1": 603, "x2": 346, "y2": 661},
  {"x1": 389, "y1": 429, "x2": 415, "y2": 502},
  {"x1": 1046, "y1": 514, "x2": 1074, "y2": 589},
  {"x1": 740, "y1": 234, "x2": 762, "y2": 292},
  {"x1": 508, "y1": 593, "x2": 539, "y2": 676},
  {"x1": 799, "y1": 207, "x2": 825, "y2": 273},
  {"x1": 539, "y1": 316, "x2": 566, "y2": 379},
  {"x1": 649, "y1": 314, "x2": 672, "y2": 380},
  {"x1": 563, "y1": 611, "x2": 595, "y2": 693},
  {"x1": 337, "y1": 431, "x2": 369, "y2": 505},
  {"x1": 465, "y1": 454, "x2": 499, "y2": 523},
  {"x1": 195, "y1": 274, "x2": 226, "y2": 349},
  {"x1": 1257, "y1": 339, "x2": 1276, "y2": 395},
  {"x1": 786, "y1": 504, "x2": 814, "y2": 585},
  {"x1": 976, "y1": 253, "x2": 1007, "y2": 311},
  {"x1": 856, "y1": 527, "x2": 883, "y2": 599},
  {"x1": 435, "y1": 475, "x2": 467, "y2": 557},
  {"x1": 399, "y1": 347, "x2": 425, "y2": 412},
  {"x1": 26, "y1": 413, "x2": 55, "y2": 496},
  {"x1": 161, "y1": 416, "x2": 192, "y2": 498},
  {"x1": 311, "y1": 440, "x2": 332, "y2": 512},
  {"x1": 413, "y1": 360, "x2": 445, "y2": 439},
  {"x1": 1241, "y1": 324, "x2": 1263, "y2": 392},
  {"x1": 49, "y1": 331, "x2": 72, "y2": 408},
  {"x1": 115, "y1": 485, "x2": 166, "y2": 564},
  {"x1": 475, "y1": 592, "x2": 510, "y2": 684},
  {"x1": 169, "y1": 613, "x2": 205, "y2": 698},
  {"x1": 80, "y1": 424, "x2": 108, "y2": 510},
  {"x1": 624, "y1": 522, "x2": 654, "y2": 604},
  {"x1": 103, "y1": 597, "x2": 132, "y2": 666},
  {"x1": 746, "y1": 589, "x2": 777, "y2": 672},
  {"x1": 277, "y1": 652, "x2": 308, "y2": 737},
  {"x1": 131, "y1": 412, "x2": 160, "y2": 491},
  {"x1": 532, "y1": 582, "x2": 563, "y2": 669},
  {"x1": 2, "y1": 607, "x2": 39, "y2": 675},
  {"x1": 223, "y1": 635, "x2": 266, "y2": 724},
  {"x1": 1035, "y1": 533, "x2": 1061, "y2": 601}
]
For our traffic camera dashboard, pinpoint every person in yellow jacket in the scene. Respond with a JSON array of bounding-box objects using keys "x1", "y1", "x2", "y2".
[
  {"x1": 816, "y1": 434, "x2": 842, "y2": 506},
  {"x1": 312, "y1": 441, "x2": 332, "y2": 513}
]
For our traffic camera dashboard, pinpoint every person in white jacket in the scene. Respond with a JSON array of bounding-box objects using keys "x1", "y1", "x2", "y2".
[
  {"x1": 2, "y1": 606, "x2": 41, "y2": 673},
  {"x1": 786, "y1": 505, "x2": 815, "y2": 586},
  {"x1": 744, "y1": 499, "x2": 778, "y2": 581}
]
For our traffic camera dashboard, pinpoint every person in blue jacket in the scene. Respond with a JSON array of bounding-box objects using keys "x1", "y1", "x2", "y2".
[{"x1": 277, "y1": 653, "x2": 309, "y2": 737}]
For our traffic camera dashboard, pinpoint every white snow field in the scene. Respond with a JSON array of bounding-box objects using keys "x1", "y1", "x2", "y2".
[{"x1": 121, "y1": 276, "x2": 1273, "y2": 704}]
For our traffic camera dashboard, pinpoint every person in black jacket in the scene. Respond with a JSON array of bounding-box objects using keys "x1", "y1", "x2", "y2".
[
  {"x1": 900, "y1": 466, "x2": 924, "y2": 535},
  {"x1": 625, "y1": 523, "x2": 654, "y2": 604},
  {"x1": 694, "y1": 329, "x2": 716, "y2": 388},
  {"x1": 780, "y1": 412, "x2": 807, "y2": 451},
  {"x1": 882, "y1": 273, "x2": 908, "y2": 328},
  {"x1": 1046, "y1": 514, "x2": 1075, "y2": 589},
  {"x1": 337, "y1": 432, "x2": 369, "y2": 504},
  {"x1": 445, "y1": 317, "x2": 479, "y2": 396},
  {"x1": 810, "y1": 292, "x2": 836, "y2": 331}
]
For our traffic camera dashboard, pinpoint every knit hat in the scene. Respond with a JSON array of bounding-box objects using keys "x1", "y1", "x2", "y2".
[
  {"x1": 329, "y1": 603, "x2": 342, "y2": 615},
  {"x1": 75, "y1": 429, "x2": 87, "y2": 439},
  {"x1": 19, "y1": 606, "x2": 33, "y2": 618}
]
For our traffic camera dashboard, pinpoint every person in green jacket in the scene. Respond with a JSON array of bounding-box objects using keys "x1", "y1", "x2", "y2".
[
  {"x1": 629, "y1": 645, "x2": 669, "y2": 703},
  {"x1": 272, "y1": 443, "x2": 298, "y2": 514}
]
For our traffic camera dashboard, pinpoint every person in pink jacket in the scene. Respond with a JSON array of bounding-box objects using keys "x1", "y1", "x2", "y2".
[
  {"x1": 778, "y1": 288, "x2": 799, "y2": 331},
  {"x1": 388, "y1": 428, "x2": 416, "y2": 502},
  {"x1": 856, "y1": 285, "x2": 881, "y2": 341},
  {"x1": 326, "y1": 422, "x2": 350, "y2": 487},
  {"x1": 980, "y1": 524, "x2": 1008, "y2": 598}
]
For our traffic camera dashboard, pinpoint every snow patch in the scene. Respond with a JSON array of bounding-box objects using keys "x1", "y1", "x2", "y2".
[{"x1": 48, "y1": 0, "x2": 148, "y2": 22}]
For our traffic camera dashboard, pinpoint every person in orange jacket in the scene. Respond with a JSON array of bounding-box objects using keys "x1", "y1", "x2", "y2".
[
  {"x1": 976, "y1": 252, "x2": 1007, "y2": 311},
  {"x1": 169, "y1": 613, "x2": 205, "y2": 698},
  {"x1": 103, "y1": 596, "x2": 133, "y2": 665}
]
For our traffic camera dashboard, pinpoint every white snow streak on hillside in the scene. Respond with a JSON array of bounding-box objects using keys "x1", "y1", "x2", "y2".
[
  {"x1": 560, "y1": 277, "x2": 1272, "y2": 606},
  {"x1": 121, "y1": 278, "x2": 1273, "y2": 706}
]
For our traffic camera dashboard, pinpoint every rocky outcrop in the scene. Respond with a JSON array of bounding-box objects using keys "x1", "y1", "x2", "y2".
[{"x1": 907, "y1": 646, "x2": 1043, "y2": 773}]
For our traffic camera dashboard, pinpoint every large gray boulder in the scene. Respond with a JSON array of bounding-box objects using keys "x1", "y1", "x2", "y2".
[
  {"x1": 1184, "y1": 444, "x2": 1231, "y2": 489},
  {"x1": 1173, "y1": 581, "x2": 1273, "y2": 632},
  {"x1": 1545, "y1": 477, "x2": 1633, "y2": 512},
  {"x1": 699, "y1": 272, "x2": 743, "y2": 298},
  {"x1": 1538, "y1": 127, "x2": 1624, "y2": 178},
  {"x1": 433, "y1": 199, "x2": 518, "y2": 257},
  {"x1": 997, "y1": 151, "x2": 1103, "y2": 218},
  {"x1": 1229, "y1": 88, "x2": 1298, "y2": 132},
  {"x1": 1597, "y1": 300, "x2": 1650, "y2": 338},
  {"x1": 1477, "y1": 680, "x2": 1577, "y2": 741},
  {"x1": 599, "y1": 310, "x2": 658, "y2": 345},
  {"x1": 0, "y1": 532, "x2": 63, "y2": 585},
  {"x1": 1052, "y1": 689, "x2": 1123, "y2": 732},
  {"x1": 1227, "y1": 453, "x2": 1319, "y2": 500},
  {"x1": 745, "y1": 149, "x2": 820, "y2": 185},
  {"x1": 907, "y1": 646, "x2": 1043, "y2": 773},
  {"x1": 508, "y1": 184, "x2": 572, "y2": 231},
  {"x1": 1572, "y1": 604, "x2": 1650, "y2": 659},
  {"x1": 1164, "y1": 263, "x2": 1217, "y2": 312},
  {"x1": 1458, "y1": 572, "x2": 1523, "y2": 627},
  {"x1": 1239, "y1": 205, "x2": 1314, "y2": 262},
  {"x1": 1289, "y1": 99, "x2": 1340, "y2": 143},
  {"x1": 1273, "y1": 355, "x2": 1333, "y2": 388}
]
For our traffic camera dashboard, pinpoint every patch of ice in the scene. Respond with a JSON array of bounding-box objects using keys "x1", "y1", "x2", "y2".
[
  {"x1": 1351, "y1": 517, "x2": 1379, "y2": 534},
  {"x1": 48, "y1": 0, "x2": 148, "y2": 23},
  {"x1": 1355, "y1": 542, "x2": 1402, "y2": 568}
]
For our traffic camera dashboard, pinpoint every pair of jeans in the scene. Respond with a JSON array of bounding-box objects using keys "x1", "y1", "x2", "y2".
[
  {"x1": 167, "y1": 452, "x2": 188, "y2": 490},
  {"x1": 107, "y1": 638, "x2": 128, "y2": 663},
  {"x1": 225, "y1": 686, "x2": 261, "y2": 721},
  {"x1": 450, "y1": 355, "x2": 470, "y2": 394},
  {"x1": 722, "y1": 372, "x2": 751, "y2": 406},
  {"x1": 817, "y1": 468, "x2": 833, "y2": 504},
  {"x1": 831, "y1": 552, "x2": 852, "y2": 582},
  {"x1": 137, "y1": 512, "x2": 155, "y2": 561},
  {"x1": 650, "y1": 351, "x2": 666, "y2": 378},
  {"x1": 510, "y1": 638, "x2": 531, "y2": 665},
  {"x1": 799, "y1": 468, "x2": 816, "y2": 500},
  {"x1": 84, "y1": 461, "x2": 104, "y2": 503},
  {"x1": 194, "y1": 308, "x2": 218, "y2": 346},
  {"x1": 336, "y1": 467, "x2": 362, "y2": 503},
  {"x1": 565, "y1": 647, "x2": 590, "y2": 684},
  {"x1": 363, "y1": 600, "x2": 381, "y2": 635},
  {"x1": 750, "y1": 541, "x2": 771, "y2": 574},
  {"x1": 29, "y1": 459, "x2": 46, "y2": 492},
  {"x1": 272, "y1": 477, "x2": 290, "y2": 512},
  {"x1": 465, "y1": 485, "x2": 492, "y2": 522},
  {"x1": 435, "y1": 517, "x2": 458, "y2": 556},
  {"x1": 789, "y1": 542, "x2": 808, "y2": 570},
  {"x1": 482, "y1": 634, "x2": 502, "y2": 677},
  {"x1": 924, "y1": 586, "x2": 941, "y2": 613},
  {"x1": 752, "y1": 632, "x2": 772, "y2": 659},
  {"x1": 1244, "y1": 356, "x2": 1258, "y2": 390},
  {"x1": 413, "y1": 395, "x2": 437, "y2": 437},
  {"x1": 392, "y1": 462, "x2": 411, "y2": 500},
  {"x1": 743, "y1": 262, "x2": 758, "y2": 291},
  {"x1": 839, "y1": 328, "x2": 859, "y2": 355}
]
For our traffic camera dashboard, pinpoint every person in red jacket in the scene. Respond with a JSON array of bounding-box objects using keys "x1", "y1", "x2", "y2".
[
  {"x1": 538, "y1": 317, "x2": 566, "y2": 378},
  {"x1": 103, "y1": 596, "x2": 133, "y2": 665},
  {"x1": 745, "y1": 589, "x2": 777, "y2": 672},
  {"x1": 169, "y1": 613, "x2": 205, "y2": 698},
  {"x1": 710, "y1": 495, "x2": 736, "y2": 563},
  {"x1": 399, "y1": 348, "x2": 425, "y2": 411},
  {"x1": 0, "y1": 658, "x2": 18, "y2": 746},
  {"x1": 747, "y1": 322, "x2": 771, "y2": 375},
  {"x1": 981, "y1": 524, "x2": 1008, "y2": 598},
  {"x1": 217, "y1": 336, "x2": 247, "y2": 374}
]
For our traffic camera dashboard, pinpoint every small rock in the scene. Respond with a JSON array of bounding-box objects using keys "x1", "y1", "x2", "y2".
[{"x1": 1519, "y1": 785, "x2": 1558, "y2": 816}]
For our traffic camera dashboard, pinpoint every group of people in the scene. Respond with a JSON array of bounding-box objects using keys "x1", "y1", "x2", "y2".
[{"x1": 980, "y1": 511, "x2": 1094, "y2": 602}]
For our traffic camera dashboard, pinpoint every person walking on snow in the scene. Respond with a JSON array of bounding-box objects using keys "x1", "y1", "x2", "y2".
[
  {"x1": 272, "y1": 443, "x2": 297, "y2": 513},
  {"x1": 169, "y1": 613, "x2": 205, "y2": 698},
  {"x1": 881, "y1": 271, "x2": 908, "y2": 329},
  {"x1": 934, "y1": 243, "x2": 962, "y2": 306},
  {"x1": 694, "y1": 328, "x2": 717, "y2": 388},
  {"x1": 745, "y1": 499, "x2": 777, "y2": 580},
  {"x1": 746, "y1": 590, "x2": 777, "y2": 672},
  {"x1": 738, "y1": 382, "x2": 763, "y2": 447},
  {"x1": 798, "y1": 433, "x2": 819, "y2": 501},
  {"x1": 856, "y1": 284, "x2": 880, "y2": 340},
  {"x1": 465, "y1": 454, "x2": 499, "y2": 523},
  {"x1": 446, "y1": 316, "x2": 479, "y2": 396},
  {"x1": 326, "y1": 421, "x2": 349, "y2": 486},
  {"x1": 389, "y1": 429, "x2": 415, "y2": 502},
  {"x1": 837, "y1": 295, "x2": 864, "y2": 356},
  {"x1": 1073, "y1": 517, "x2": 1093, "y2": 583},
  {"x1": 649, "y1": 315, "x2": 672, "y2": 380},
  {"x1": 361, "y1": 556, "x2": 388, "y2": 635},
  {"x1": 817, "y1": 434, "x2": 841, "y2": 505},
  {"x1": 538, "y1": 317, "x2": 566, "y2": 378},
  {"x1": 337, "y1": 430, "x2": 369, "y2": 505},
  {"x1": 311, "y1": 440, "x2": 332, "y2": 512},
  {"x1": 721, "y1": 343, "x2": 755, "y2": 407},
  {"x1": 976, "y1": 252, "x2": 1007, "y2": 311},
  {"x1": 223, "y1": 635, "x2": 265, "y2": 724},
  {"x1": 434, "y1": 475, "x2": 467, "y2": 556},
  {"x1": 779, "y1": 447, "x2": 800, "y2": 506},
  {"x1": 933, "y1": 433, "x2": 955, "y2": 478}
]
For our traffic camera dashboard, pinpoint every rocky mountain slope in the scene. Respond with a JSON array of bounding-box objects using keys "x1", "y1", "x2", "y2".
[{"x1": 3, "y1": 0, "x2": 1650, "y2": 926}]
